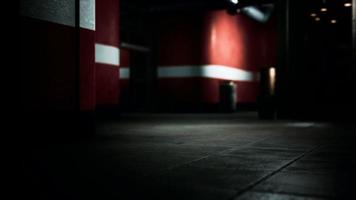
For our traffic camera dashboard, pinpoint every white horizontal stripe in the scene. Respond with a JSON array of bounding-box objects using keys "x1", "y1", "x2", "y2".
[
  {"x1": 158, "y1": 65, "x2": 256, "y2": 81},
  {"x1": 119, "y1": 65, "x2": 257, "y2": 81},
  {"x1": 120, "y1": 68, "x2": 130, "y2": 79},
  {"x1": 158, "y1": 66, "x2": 200, "y2": 78},
  {"x1": 20, "y1": 0, "x2": 95, "y2": 30},
  {"x1": 95, "y1": 44, "x2": 120, "y2": 66}
]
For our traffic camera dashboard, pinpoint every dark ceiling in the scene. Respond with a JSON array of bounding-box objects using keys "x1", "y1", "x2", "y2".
[
  {"x1": 305, "y1": 0, "x2": 352, "y2": 28},
  {"x1": 120, "y1": 0, "x2": 352, "y2": 45},
  {"x1": 120, "y1": 0, "x2": 276, "y2": 38},
  {"x1": 120, "y1": 0, "x2": 275, "y2": 14},
  {"x1": 305, "y1": 0, "x2": 352, "y2": 20}
]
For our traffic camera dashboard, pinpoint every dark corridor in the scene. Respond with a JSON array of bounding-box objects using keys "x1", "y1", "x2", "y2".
[{"x1": 20, "y1": 0, "x2": 356, "y2": 199}]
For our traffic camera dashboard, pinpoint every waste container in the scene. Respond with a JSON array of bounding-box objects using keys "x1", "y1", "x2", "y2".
[
  {"x1": 258, "y1": 67, "x2": 276, "y2": 119},
  {"x1": 219, "y1": 81, "x2": 237, "y2": 112}
]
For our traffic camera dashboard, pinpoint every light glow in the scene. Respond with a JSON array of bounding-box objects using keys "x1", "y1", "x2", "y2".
[
  {"x1": 315, "y1": 17, "x2": 321, "y2": 21},
  {"x1": 320, "y1": 8, "x2": 327, "y2": 12},
  {"x1": 310, "y1": 13, "x2": 317, "y2": 17},
  {"x1": 230, "y1": 0, "x2": 239, "y2": 4},
  {"x1": 269, "y1": 67, "x2": 276, "y2": 95},
  {"x1": 344, "y1": 3, "x2": 352, "y2": 7},
  {"x1": 331, "y1": 19, "x2": 337, "y2": 24},
  {"x1": 241, "y1": 6, "x2": 268, "y2": 23}
]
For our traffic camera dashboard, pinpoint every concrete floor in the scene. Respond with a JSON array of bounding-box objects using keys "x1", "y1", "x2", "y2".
[{"x1": 23, "y1": 113, "x2": 356, "y2": 199}]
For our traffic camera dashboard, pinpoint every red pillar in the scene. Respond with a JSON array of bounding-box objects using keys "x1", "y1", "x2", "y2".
[
  {"x1": 80, "y1": 0, "x2": 96, "y2": 111},
  {"x1": 156, "y1": 10, "x2": 276, "y2": 109},
  {"x1": 95, "y1": 0, "x2": 120, "y2": 109}
]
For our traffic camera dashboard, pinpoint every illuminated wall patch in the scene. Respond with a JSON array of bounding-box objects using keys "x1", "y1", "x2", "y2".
[
  {"x1": 95, "y1": 43, "x2": 120, "y2": 66},
  {"x1": 20, "y1": 0, "x2": 95, "y2": 30},
  {"x1": 80, "y1": 0, "x2": 95, "y2": 30},
  {"x1": 120, "y1": 68, "x2": 130, "y2": 79}
]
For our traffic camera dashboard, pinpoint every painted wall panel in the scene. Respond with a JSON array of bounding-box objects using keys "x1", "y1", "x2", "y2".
[
  {"x1": 20, "y1": 0, "x2": 75, "y2": 28},
  {"x1": 155, "y1": 10, "x2": 276, "y2": 106},
  {"x1": 20, "y1": 0, "x2": 96, "y2": 30},
  {"x1": 95, "y1": 0, "x2": 120, "y2": 107},
  {"x1": 120, "y1": 49, "x2": 130, "y2": 67},
  {"x1": 157, "y1": 13, "x2": 204, "y2": 66},
  {"x1": 80, "y1": 29, "x2": 96, "y2": 110},
  {"x1": 21, "y1": 16, "x2": 77, "y2": 111},
  {"x1": 96, "y1": 0, "x2": 119, "y2": 46},
  {"x1": 96, "y1": 65, "x2": 119, "y2": 105},
  {"x1": 79, "y1": 0, "x2": 96, "y2": 111},
  {"x1": 119, "y1": 49, "x2": 130, "y2": 106},
  {"x1": 20, "y1": 0, "x2": 97, "y2": 112},
  {"x1": 202, "y1": 11, "x2": 263, "y2": 71}
]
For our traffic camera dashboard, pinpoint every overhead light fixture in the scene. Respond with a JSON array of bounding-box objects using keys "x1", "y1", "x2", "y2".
[
  {"x1": 230, "y1": 0, "x2": 239, "y2": 4},
  {"x1": 315, "y1": 17, "x2": 321, "y2": 21},
  {"x1": 344, "y1": 3, "x2": 352, "y2": 7},
  {"x1": 310, "y1": 13, "x2": 317, "y2": 17},
  {"x1": 320, "y1": 8, "x2": 328, "y2": 12},
  {"x1": 331, "y1": 19, "x2": 337, "y2": 24}
]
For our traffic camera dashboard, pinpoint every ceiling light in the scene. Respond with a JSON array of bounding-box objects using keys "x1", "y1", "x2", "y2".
[
  {"x1": 320, "y1": 8, "x2": 327, "y2": 12},
  {"x1": 331, "y1": 19, "x2": 337, "y2": 24},
  {"x1": 315, "y1": 17, "x2": 321, "y2": 21},
  {"x1": 310, "y1": 13, "x2": 317, "y2": 17},
  {"x1": 230, "y1": 0, "x2": 239, "y2": 4},
  {"x1": 344, "y1": 3, "x2": 352, "y2": 7}
]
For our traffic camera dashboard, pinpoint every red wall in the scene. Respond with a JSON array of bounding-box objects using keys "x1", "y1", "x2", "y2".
[
  {"x1": 80, "y1": 29, "x2": 96, "y2": 111},
  {"x1": 20, "y1": 12, "x2": 77, "y2": 112},
  {"x1": 158, "y1": 13, "x2": 204, "y2": 65},
  {"x1": 203, "y1": 10, "x2": 276, "y2": 69},
  {"x1": 119, "y1": 49, "x2": 130, "y2": 105},
  {"x1": 21, "y1": 0, "x2": 121, "y2": 112},
  {"x1": 156, "y1": 13, "x2": 204, "y2": 105},
  {"x1": 203, "y1": 11, "x2": 261, "y2": 71},
  {"x1": 95, "y1": 0, "x2": 120, "y2": 107},
  {"x1": 20, "y1": 1, "x2": 98, "y2": 137},
  {"x1": 157, "y1": 10, "x2": 276, "y2": 105},
  {"x1": 120, "y1": 49, "x2": 130, "y2": 67}
]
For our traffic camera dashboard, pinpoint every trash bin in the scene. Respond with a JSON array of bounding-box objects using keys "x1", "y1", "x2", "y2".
[
  {"x1": 258, "y1": 67, "x2": 276, "y2": 119},
  {"x1": 219, "y1": 81, "x2": 237, "y2": 112}
]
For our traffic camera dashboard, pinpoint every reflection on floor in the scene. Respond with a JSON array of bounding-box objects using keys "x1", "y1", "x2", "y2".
[{"x1": 23, "y1": 113, "x2": 356, "y2": 199}]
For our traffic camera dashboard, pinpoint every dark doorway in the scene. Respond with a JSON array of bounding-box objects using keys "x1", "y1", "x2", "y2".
[{"x1": 129, "y1": 51, "x2": 156, "y2": 112}]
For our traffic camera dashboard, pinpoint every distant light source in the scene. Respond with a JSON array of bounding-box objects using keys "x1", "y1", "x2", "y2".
[
  {"x1": 315, "y1": 17, "x2": 321, "y2": 21},
  {"x1": 310, "y1": 13, "x2": 317, "y2": 17},
  {"x1": 230, "y1": 0, "x2": 239, "y2": 4},
  {"x1": 269, "y1": 67, "x2": 276, "y2": 95},
  {"x1": 320, "y1": 8, "x2": 327, "y2": 12},
  {"x1": 331, "y1": 19, "x2": 337, "y2": 24},
  {"x1": 344, "y1": 3, "x2": 352, "y2": 7}
]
